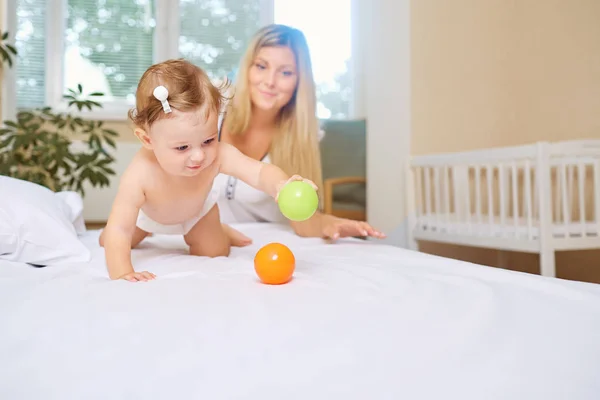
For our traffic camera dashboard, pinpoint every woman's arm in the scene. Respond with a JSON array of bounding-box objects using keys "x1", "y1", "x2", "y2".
[
  {"x1": 216, "y1": 141, "x2": 382, "y2": 240},
  {"x1": 288, "y1": 212, "x2": 332, "y2": 237},
  {"x1": 218, "y1": 142, "x2": 288, "y2": 198},
  {"x1": 289, "y1": 211, "x2": 386, "y2": 240},
  {"x1": 218, "y1": 142, "x2": 317, "y2": 200}
]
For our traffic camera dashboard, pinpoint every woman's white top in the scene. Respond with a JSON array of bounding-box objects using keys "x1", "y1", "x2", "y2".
[
  {"x1": 213, "y1": 154, "x2": 288, "y2": 224},
  {"x1": 214, "y1": 114, "x2": 286, "y2": 224},
  {"x1": 214, "y1": 113, "x2": 324, "y2": 224}
]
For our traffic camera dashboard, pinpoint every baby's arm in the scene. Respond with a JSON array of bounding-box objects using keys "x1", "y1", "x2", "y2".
[
  {"x1": 218, "y1": 142, "x2": 305, "y2": 199},
  {"x1": 102, "y1": 164, "x2": 146, "y2": 280}
]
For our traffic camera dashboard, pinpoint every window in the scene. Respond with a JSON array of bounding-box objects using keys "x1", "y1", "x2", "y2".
[
  {"x1": 14, "y1": 0, "x2": 46, "y2": 109},
  {"x1": 9, "y1": 0, "x2": 353, "y2": 120},
  {"x1": 179, "y1": 0, "x2": 263, "y2": 81},
  {"x1": 15, "y1": 0, "x2": 160, "y2": 112},
  {"x1": 63, "y1": 0, "x2": 156, "y2": 105},
  {"x1": 274, "y1": 0, "x2": 352, "y2": 119},
  {"x1": 12, "y1": 0, "x2": 266, "y2": 119}
]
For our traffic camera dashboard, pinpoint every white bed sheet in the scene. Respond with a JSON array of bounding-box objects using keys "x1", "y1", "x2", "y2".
[{"x1": 1, "y1": 223, "x2": 600, "y2": 400}]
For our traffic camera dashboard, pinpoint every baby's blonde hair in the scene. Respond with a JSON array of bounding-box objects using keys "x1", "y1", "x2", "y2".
[
  {"x1": 129, "y1": 58, "x2": 228, "y2": 129},
  {"x1": 223, "y1": 24, "x2": 323, "y2": 193}
]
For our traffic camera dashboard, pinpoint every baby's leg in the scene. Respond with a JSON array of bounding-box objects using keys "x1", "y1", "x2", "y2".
[
  {"x1": 184, "y1": 204, "x2": 231, "y2": 257},
  {"x1": 99, "y1": 226, "x2": 149, "y2": 249},
  {"x1": 131, "y1": 227, "x2": 150, "y2": 248}
]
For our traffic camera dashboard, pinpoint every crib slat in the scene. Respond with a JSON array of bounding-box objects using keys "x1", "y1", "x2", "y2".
[
  {"x1": 511, "y1": 163, "x2": 518, "y2": 234},
  {"x1": 443, "y1": 166, "x2": 450, "y2": 231},
  {"x1": 434, "y1": 167, "x2": 441, "y2": 231},
  {"x1": 465, "y1": 167, "x2": 472, "y2": 233},
  {"x1": 554, "y1": 166, "x2": 560, "y2": 223},
  {"x1": 568, "y1": 164, "x2": 575, "y2": 237},
  {"x1": 595, "y1": 161, "x2": 600, "y2": 235},
  {"x1": 578, "y1": 162, "x2": 585, "y2": 236},
  {"x1": 524, "y1": 160, "x2": 533, "y2": 239},
  {"x1": 475, "y1": 166, "x2": 482, "y2": 227},
  {"x1": 424, "y1": 167, "x2": 432, "y2": 228},
  {"x1": 452, "y1": 167, "x2": 461, "y2": 232},
  {"x1": 416, "y1": 167, "x2": 422, "y2": 222},
  {"x1": 499, "y1": 164, "x2": 506, "y2": 235},
  {"x1": 532, "y1": 165, "x2": 538, "y2": 221},
  {"x1": 568, "y1": 164, "x2": 575, "y2": 223},
  {"x1": 487, "y1": 165, "x2": 493, "y2": 232},
  {"x1": 560, "y1": 162, "x2": 570, "y2": 229}
]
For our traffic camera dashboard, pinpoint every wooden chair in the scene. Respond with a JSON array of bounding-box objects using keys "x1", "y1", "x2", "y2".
[
  {"x1": 319, "y1": 119, "x2": 367, "y2": 221},
  {"x1": 323, "y1": 176, "x2": 367, "y2": 221}
]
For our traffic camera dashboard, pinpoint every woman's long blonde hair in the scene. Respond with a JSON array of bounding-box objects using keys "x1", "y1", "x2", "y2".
[{"x1": 223, "y1": 24, "x2": 323, "y2": 193}]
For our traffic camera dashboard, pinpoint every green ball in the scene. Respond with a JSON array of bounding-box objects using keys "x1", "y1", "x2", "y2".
[{"x1": 278, "y1": 181, "x2": 319, "y2": 221}]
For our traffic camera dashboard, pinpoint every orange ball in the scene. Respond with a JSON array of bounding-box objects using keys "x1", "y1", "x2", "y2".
[{"x1": 254, "y1": 242, "x2": 295, "y2": 285}]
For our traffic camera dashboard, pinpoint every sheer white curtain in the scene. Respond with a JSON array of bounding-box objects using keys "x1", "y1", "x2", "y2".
[{"x1": 274, "y1": 0, "x2": 353, "y2": 119}]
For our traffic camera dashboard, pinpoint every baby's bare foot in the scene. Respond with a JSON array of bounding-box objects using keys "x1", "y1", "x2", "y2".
[{"x1": 223, "y1": 224, "x2": 252, "y2": 247}]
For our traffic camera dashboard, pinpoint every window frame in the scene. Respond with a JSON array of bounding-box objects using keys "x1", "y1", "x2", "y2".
[
  {"x1": 3, "y1": 0, "x2": 275, "y2": 121},
  {"x1": 2, "y1": 0, "x2": 357, "y2": 122}
]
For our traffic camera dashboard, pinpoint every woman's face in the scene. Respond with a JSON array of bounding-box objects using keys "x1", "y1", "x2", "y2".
[{"x1": 248, "y1": 45, "x2": 298, "y2": 113}]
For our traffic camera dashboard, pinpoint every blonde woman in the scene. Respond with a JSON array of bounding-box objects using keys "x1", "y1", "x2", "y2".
[{"x1": 214, "y1": 24, "x2": 385, "y2": 242}]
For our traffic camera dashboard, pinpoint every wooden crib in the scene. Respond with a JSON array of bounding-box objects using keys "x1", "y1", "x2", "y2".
[{"x1": 406, "y1": 140, "x2": 600, "y2": 277}]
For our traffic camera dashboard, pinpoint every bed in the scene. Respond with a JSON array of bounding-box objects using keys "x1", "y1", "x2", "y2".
[{"x1": 2, "y1": 219, "x2": 600, "y2": 399}]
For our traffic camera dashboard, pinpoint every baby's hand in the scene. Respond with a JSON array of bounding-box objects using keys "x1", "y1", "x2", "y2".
[
  {"x1": 275, "y1": 175, "x2": 318, "y2": 201},
  {"x1": 118, "y1": 271, "x2": 156, "y2": 282}
]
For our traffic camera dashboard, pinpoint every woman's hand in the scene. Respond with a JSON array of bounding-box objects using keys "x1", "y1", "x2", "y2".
[
  {"x1": 320, "y1": 215, "x2": 386, "y2": 241},
  {"x1": 275, "y1": 174, "x2": 318, "y2": 201}
]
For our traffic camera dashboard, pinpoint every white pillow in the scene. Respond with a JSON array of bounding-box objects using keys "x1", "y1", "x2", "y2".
[
  {"x1": 0, "y1": 176, "x2": 91, "y2": 265},
  {"x1": 55, "y1": 191, "x2": 87, "y2": 235}
]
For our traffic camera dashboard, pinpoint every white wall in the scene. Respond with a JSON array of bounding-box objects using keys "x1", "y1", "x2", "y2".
[{"x1": 356, "y1": 0, "x2": 411, "y2": 247}]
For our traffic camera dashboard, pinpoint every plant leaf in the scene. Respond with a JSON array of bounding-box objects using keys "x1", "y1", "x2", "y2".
[
  {"x1": 1, "y1": 86, "x2": 116, "y2": 198},
  {"x1": 104, "y1": 136, "x2": 116, "y2": 148}
]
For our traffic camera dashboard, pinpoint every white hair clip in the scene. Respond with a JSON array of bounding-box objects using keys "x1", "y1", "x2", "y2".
[{"x1": 153, "y1": 85, "x2": 172, "y2": 113}]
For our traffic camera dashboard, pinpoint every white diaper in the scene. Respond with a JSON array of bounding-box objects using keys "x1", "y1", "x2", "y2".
[{"x1": 136, "y1": 188, "x2": 219, "y2": 235}]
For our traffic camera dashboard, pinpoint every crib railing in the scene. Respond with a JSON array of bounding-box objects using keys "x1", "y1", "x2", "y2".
[
  {"x1": 407, "y1": 141, "x2": 600, "y2": 245},
  {"x1": 547, "y1": 141, "x2": 600, "y2": 239}
]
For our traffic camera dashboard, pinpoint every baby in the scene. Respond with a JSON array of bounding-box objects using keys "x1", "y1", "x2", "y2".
[{"x1": 99, "y1": 59, "x2": 316, "y2": 282}]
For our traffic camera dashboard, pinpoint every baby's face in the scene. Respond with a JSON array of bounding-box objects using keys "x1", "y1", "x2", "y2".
[{"x1": 149, "y1": 107, "x2": 219, "y2": 177}]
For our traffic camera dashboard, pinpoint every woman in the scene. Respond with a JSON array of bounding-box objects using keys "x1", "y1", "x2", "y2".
[{"x1": 215, "y1": 24, "x2": 385, "y2": 243}]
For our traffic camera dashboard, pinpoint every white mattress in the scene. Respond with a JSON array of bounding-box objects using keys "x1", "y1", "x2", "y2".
[{"x1": 1, "y1": 223, "x2": 600, "y2": 399}]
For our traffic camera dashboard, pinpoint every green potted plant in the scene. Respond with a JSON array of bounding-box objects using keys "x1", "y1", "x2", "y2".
[
  {"x1": 0, "y1": 30, "x2": 117, "y2": 195},
  {"x1": 0, "y1": 30, "x2": 17, "y2": 68}
]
